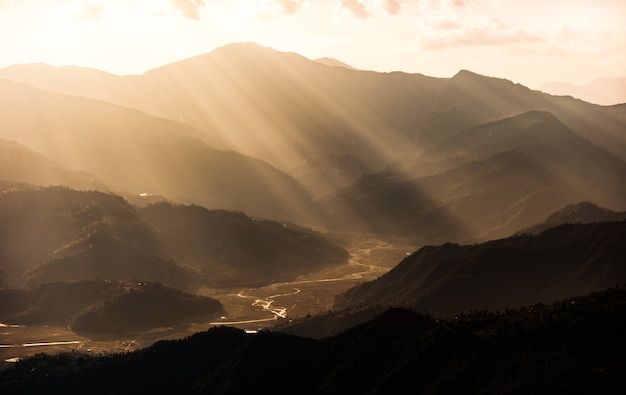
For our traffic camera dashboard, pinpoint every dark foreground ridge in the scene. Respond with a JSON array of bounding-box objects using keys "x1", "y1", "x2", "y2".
[{"x1": 2, "y1": 287, "x2": 626, "y2": 394}]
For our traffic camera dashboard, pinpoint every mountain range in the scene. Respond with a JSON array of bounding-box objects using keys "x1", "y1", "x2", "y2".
[
  {"x1": 0, "y1": 185, "x2": 348, "y2": 290},
  {"x1": 335, "y1": 220, "x2": 626, "y2": 318},
  {"x1": 2, "y1": 42, "x2": 625, "y2": 244},
  {"x1": 0, "y1": 280, "x2": 225, "y2": 338},
  {"x1": 1, "y1": 42, "x2": 626, "y2": 392}
]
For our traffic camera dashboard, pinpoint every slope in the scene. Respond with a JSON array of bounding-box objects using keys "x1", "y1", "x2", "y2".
[
  {"x1": 2, "y1": 288, "x2": 626, "y2": 394},
  {"x1": 137, "y1": 202, "x2": 349, "y2": 286},
  {"x1": 0, "y1": 139, "x2": 108, "y2": 191},
  {"x1": 0, "y1": 280, "x2": 224, "y2": 338},
  {"x1": 0, "y1": 186, "x2": 349, "y2": 289},
  {"x1": 516, "y1": 201, "x2": 626, "y2": 235},
  {"x1": 0, "y1": 77, "x2": 320, "y2": 224},
  {"x1": 335, "y1": 220, "x2": 626, "y2": 317},
  {"x1": 326, "y1": 149, "x2": 575, "y2": 243}
]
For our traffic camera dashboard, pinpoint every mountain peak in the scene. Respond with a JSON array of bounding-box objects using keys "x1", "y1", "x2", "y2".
[{"x1": 314, "y1": 57, "x2": 358, "y2": 70}]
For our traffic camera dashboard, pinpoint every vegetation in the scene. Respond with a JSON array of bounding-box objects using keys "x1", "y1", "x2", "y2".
[
  {"x1": 0, "y1": 280, "x2": 224, "y2": 338},
  {"x1": 0, "y1": 186, "x2": 349, "y2": 289},
  {"x1": 2, "y1": 287, "x2": 625, "y2": 394},
  {"x1": 335, "y1": 220, "x2": 626, "y2": 318}
]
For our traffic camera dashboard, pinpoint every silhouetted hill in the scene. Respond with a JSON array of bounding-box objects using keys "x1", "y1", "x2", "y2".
[
  {"x1": 314, "y1": 57, "x2": 358, "y2": 70},
  {"x1": 2, "y1": 288, "x2": 626, "y2": 394},
  {"x1": 0, "y1": 280, "x2": 224, "y2": 338},
  {"x1": 326, "y1": 149, "x2": 574, "y2": 242},
  {"x1": 3, "y1": 44, "x2": 626, "y2": 241},
  {"x1": 517, "y1": 202, "x2": 626, "y2": 235},
  {"x1": 69, "y1": 281, "x2": 224, "y2": 339},
  {"x1": 335, "y1": 221, "x2": 626, "y2": 317},
  {"x1": 0, "y1": 77, "x2": 321, "y2": 224},
  {"x1": 326, "y1": 109, "x2": 626, "y2": 241},
  {"x1": 0, "y1": 186, "x2": 348, "y2": 289},
  {"x1": 0, "y1": 139, "x2": 108, "y2": 191},
  {"x1": 0, "y1": 186, "x2": 195, "y2": 289},
  {"x1": 408, "y1": 111, "x2": 626, "y2": 210},
  {"x1": 138, "y1": 202, "x2": 349, "y2": 286}
]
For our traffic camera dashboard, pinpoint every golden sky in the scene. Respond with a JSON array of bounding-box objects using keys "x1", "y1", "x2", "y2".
[{"x1": 1, "y1": 0, "x2": 625, "y2": 87}]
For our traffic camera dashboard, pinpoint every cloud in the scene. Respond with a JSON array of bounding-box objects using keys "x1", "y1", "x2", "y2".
[
  {"x1": 277, "y1": 0, "x2": 303, "y2": 15},
  {"x1": 419, "y1": 18, "x2": 541, "y2": 50},
  {"x1": 82, "y1": 1, "x2": 104, "y2": 19},
  {"x1": 339, "y1": 0, "x2": 371, "y2": 19},
  {"x1": 383, "y1": 0, "x2": 403, "y2": 15},
  {"x1": 172, "y1": 0, "x2": 205, "y2": 20}
]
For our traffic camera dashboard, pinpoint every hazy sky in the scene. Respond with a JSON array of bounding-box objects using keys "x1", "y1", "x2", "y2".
[{"x1": 1, "y1": 0, "x2": 624, "y2": 87}]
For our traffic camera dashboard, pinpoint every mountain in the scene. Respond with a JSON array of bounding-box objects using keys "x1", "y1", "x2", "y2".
[
  {"x1": 0, "y1": 44, "x2": 448, "y2": 194},
  {"x1": 417, "y1": 70, "x2": 626, "y2": 161},
  {"x1": 138, "y1": 202, "x2": 349, "y2": 286},
  {"x1": 0, "y1": 186, "x2": 348, "y2": 289},
  {"x1": 0, "y1": 186, "x2": 194, "y2": 289},
  {"x1": 326, "y1": 149, "x2": 575, "y2": 243},
  {"x1": 0, "y1": 139, "x2": 108, "y2": 191},
  {"x1": 325, "y1": 110, "x2": 626, "y2": 242},
  {"x1": 6, "y1": 45, "x2": 626, "y2": 168},
  {"x1": 517, "y1": 201, "x2": 626, "y2": 235},
  {"x1": 539, "y1": 77, "x2": 626, "y2": 106},
  {"x1": 2, "y1": 43, "x2": 626, "y2": 240},
  {"x1": 0, "y1": 280, "x2": 224, "y2": 338},
  {"x1": 69, "y1": 281, "x2": 224, "y2": 339},
  {"x1": 334, "y1": 221, "x2": 626, "y2": 317},
  {"x1": 314, "y1": 57, "x2": 358, "y2": 70},
  {"x1": 402, "y1": 111, "x2": 626, "y2": 209},
  {"x1": 0, "y1": 77, "x2": 320, "y2": 224},
  {"x1": 2, "y1": 288, "x2": 626, "y2": 394}
]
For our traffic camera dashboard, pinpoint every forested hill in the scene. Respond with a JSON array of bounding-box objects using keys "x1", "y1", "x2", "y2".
[{"x1": 2, "y1": 287, "x2": 625, "y2": 394}]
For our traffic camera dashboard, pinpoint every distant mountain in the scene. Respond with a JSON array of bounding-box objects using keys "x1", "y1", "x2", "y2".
[
  {"x1": 3, "y1": 288, "x2": 626, "y2": 394},
  {"x1": 0, "y1": 139, "x2": 108, "y2": 191},
  {"x1": 2, "y1": 43, "x2": 626, "y2": 241},
  {"x1": 517, "y1": 201, "x2": 626, "y2": 235},
  {"x1": 314, "y1": 57, "x2": 358, "y2": 70},
  {"x1": 0, "y1": 186, "x2": 194, "y2": 289},
  {"x1": 335, "y1": 221, "x2": 626, "y2": 317},
  {"x1": 69, "y1": 281, "x2": 224, "y2": 339},
  {"x1": 326, "y1": 149, "x2": 575, "y2": 243},
  {"x1": 539, "y1": 77, "x2": 626, "y2": 106},
  {"x1": 0, "y1": 280, "x2": 224, "y2": 338},
  {"x1": 0, "y1": 77, "x2": 320, "y2": 224},
  {"x1": 325, "y1": 110, "x2": 626, "y2": 242},
  {"x1": 0, "y1": 186, "x2": 348, "y2": 289},
  {"x1": 403, "y1": 111, "x2": 626, "y2": 209},
  {"x1": 138, "y1": 202, "x2": 349, "y2": 286}
]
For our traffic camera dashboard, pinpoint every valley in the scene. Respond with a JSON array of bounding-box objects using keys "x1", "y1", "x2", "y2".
[
  {"x1": 1, "y1": 236, "x2": 412, "y2": 366},
  {"x1": 0, "y1": 39, "x2": 625, "y2": 392}
]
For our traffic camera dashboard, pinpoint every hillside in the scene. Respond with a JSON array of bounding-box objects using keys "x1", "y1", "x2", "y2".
[
  {"x1": 0, "y1": 186, "x2": 348, "y2": 289},
  {"x1": 2, "y1": 45, "x2": 626, "y2": 243},
  {"x1": 326, "y1": 149, "x2": 575, "y2": 243},
  {"x1": 0, "y1": 77, "x2": 321, "y2": 224},
  {"x1": 0, "y1": 280, "x2": 224, "y2": 338},
  {"x1": 517, "y1": 201, "x2": 626, "y2": 235},
  {"x1": 0, "y1": 139, "x2": 108, "y2": 192},
  {"x1": 325, "y1": 109, "x2": 626, "y2": 242},
  {"x1": 334, "y1": 221, "x2": 626, "y2": 317},
  {"x1": 3, "y1": 45, "x2": 626, "y2": 168},
  {"x1": 2, "y1": 288, "x2": 626, "y2": 394},
  {"x1": 138, "y1": 202, "x2": 349, "y2": 286},
  {"x1": 0, "y1": 186, "x2": 194, "y2": 289}
]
